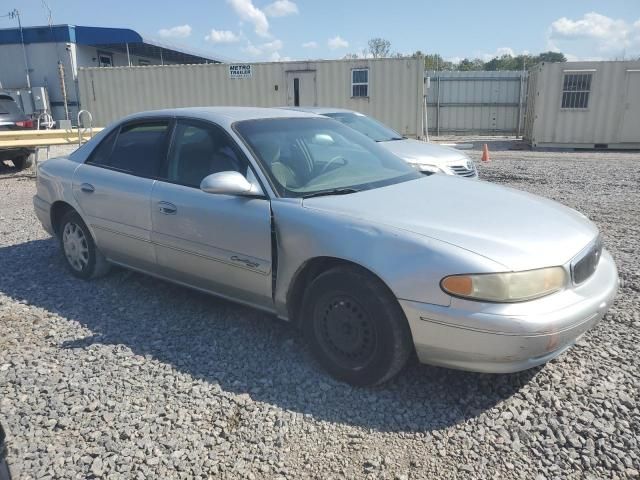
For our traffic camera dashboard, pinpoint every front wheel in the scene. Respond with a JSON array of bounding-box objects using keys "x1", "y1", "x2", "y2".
[
  {"x1": 12, "y1": 154, "x2": 34, "y2": 171},
  {"x1": 58, "y1": 210, "x2": 110, "y2": 279},
  {"x1": 301, "y1": 265, "x2": 413, "y2": 386}
]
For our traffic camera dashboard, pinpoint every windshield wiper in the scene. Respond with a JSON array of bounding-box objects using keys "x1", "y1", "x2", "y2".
[
  {"x1": 302, "y1": 188, "x2": 360, "y2": 199},
  {"x1": 376, "y1": 137, "x2": 404, "y2": 142}
]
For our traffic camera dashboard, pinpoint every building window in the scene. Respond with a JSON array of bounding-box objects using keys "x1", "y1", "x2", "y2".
[
  {"x1": 561, "y1": 72, "x2": 592, "y2": 109},
  {"x1": 97, "y1": 51, "x2": 113, "y2": 67},
  {"x1": 352, "y1": 69, "x2": 369, "y2": 97}
]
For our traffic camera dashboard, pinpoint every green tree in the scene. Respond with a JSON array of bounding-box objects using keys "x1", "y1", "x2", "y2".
[
  {"x1": 415, "y1": 50, "x2": 567, "y2": 71},
  {"x1": 423, "y1": 53, "x2": 454, "y2": 71},
  {"x1": 367, "y1": 38, "x2": 391, "y2": 58},
  {"x1": 458, "y1": 58, "x2": 484, "y2": 71},
  {"x1": 537, "y1": 51, "x2": 567, "y2": 63}
]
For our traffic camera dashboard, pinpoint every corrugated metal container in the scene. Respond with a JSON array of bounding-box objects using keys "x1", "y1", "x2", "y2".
[
  {"x1": 425, "y1": 70, "x2": 528, "y2": 135},
  {"x1": 524, "y1": 60, "x2": 640, "y2": 148},
  {"x1": 78, "y1": 57, "x2": 426, "y2": 137}
]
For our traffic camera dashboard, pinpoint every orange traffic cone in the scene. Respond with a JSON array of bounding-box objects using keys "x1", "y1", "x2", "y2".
[{"x1": 481, "y1": 144, "x2": 491, "y2": 162}]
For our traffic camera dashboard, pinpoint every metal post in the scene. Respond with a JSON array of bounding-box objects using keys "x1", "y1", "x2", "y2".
[
  {"x1": 424, "y1": 86, "x2": 429, "y2": 142},
  {"x1": 126, "y1": 43, "x2": 131, "y2": 66},
  {"x1": 160, "y1": 49, "x2": 164, "y2": 66},
  {"x1": 58, "y1": 62, "x2": 69, "y2": 121},
  {"x1": 436, "y1": 75, "x2": 441, "y2": 137},
  {"x1": 516, "y1": 73, "x2": 523, "y2": 138},
  {"x1": 516, "y1": 58, "x2": 526, "y2": 138},
  {"x1": 11, "y1": 9, "x2": 31, "y2": 88}
]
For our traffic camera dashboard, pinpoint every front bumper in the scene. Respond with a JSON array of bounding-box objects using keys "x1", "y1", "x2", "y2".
[{"x1": 401, "y1": 249, "x2": 619, "y2": 373}]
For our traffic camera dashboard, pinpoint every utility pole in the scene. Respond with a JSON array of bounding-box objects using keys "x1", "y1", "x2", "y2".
[{"x1": 9, "y1": 9, "x2": 32, "y2": 88}]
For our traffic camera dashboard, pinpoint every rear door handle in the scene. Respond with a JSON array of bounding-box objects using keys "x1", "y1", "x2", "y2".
[
  {"x1": 80, "y1": 183, "x2": 95, "y2": 193},
  {"x1": 158, "y1": 201, "x2": 177, "y2": 215}
]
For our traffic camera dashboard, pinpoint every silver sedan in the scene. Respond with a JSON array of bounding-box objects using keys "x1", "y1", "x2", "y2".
[
  {"x1": 33, "y1": 107, "x2": 619, "y2": 386},
  {"x1": 280, "y1": 107, "x2": 478, "y2": 178}
]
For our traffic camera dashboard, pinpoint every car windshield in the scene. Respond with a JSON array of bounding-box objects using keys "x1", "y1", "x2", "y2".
[
  {"x1": 323, "y1": 112, "x2": 404, "y2": 142},
  {"x1": 234, "y1": 117, "x2": 420, "y2": 198}
]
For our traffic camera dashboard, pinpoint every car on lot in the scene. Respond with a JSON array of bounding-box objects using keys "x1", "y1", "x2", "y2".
[
  {"x1": 33, "y1": 107, "x2": 618, "y2": 386},
  {"x1": 281, "y1": 107, "x2": 477, "y2": 178},
  {"x1": 0, "y1": 92, "x2": 35, "y2": 171}
]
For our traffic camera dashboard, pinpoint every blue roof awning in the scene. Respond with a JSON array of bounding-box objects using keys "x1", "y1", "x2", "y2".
[
  {"x1": 0, "y1": 24, "x2": 225, "y2": 64},
  {"x1": 75, "y1": 26, "x2": 142, "y2": 45}
]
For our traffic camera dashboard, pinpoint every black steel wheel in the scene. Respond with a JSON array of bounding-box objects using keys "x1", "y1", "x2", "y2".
[
  {"x1": 302, "y1": 265, "x2": 413, "y2": 386},
  {"x1": 314, "y1": 294, "x2": 377, "y2": 370}
]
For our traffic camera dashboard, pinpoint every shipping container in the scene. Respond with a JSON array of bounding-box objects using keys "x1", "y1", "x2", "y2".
[
  {"x1": 77, "y1": 57, "x2": 427, "y2": 137},
  {"x1": 524, "y1": 61, "x2": 640, "y2": 149}
]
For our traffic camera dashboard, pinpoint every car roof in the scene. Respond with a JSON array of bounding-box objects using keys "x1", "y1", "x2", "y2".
[
  {"x1": 278, "y1": 106, "x2": 357, "y2": 115},
  {"x1": 122, "y1": 106, "x2": 322, "y2": 127}
]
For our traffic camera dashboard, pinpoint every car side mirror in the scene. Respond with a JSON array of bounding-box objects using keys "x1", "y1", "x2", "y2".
[
  {"x1": 200, "y1": 171, "x2": 263, "y2": 196},
  {"x1": 312, "y1": 133, "x2": 335, "y2": 146}
]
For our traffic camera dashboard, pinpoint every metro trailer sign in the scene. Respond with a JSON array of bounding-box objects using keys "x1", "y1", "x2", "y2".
[{"x1": 229, "y1": 64, "x2": 252, "y2": 79}]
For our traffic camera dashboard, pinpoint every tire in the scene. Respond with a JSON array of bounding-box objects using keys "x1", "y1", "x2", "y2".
[
  {"x1": 58, "y1": 210, "x2": 110, "y2": 279},
  {"x1": 0, "y1": 424, "x2": 12, "y2": 480},
  {"x1": 301, "y1": 265, "x2": 413, "y2": 386},
  {"x1": 12, "y1": 154, "x2": 34, "y2": 171},
  {"x1": 0, "y1": 458, "x2": 11, "y2": 480}
]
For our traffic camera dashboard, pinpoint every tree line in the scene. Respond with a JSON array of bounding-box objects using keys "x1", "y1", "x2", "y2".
[{"x1": 345, "y1": 38, "x2": 567, "y2": 71}]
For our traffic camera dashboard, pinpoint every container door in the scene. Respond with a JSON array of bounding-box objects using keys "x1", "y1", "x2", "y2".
[
  {"x1": 286, "y1": 71, "x2": 317, "y2": 107},
  {"x1": 619, "y1": 70, "x2": 640, "y2": 143}
]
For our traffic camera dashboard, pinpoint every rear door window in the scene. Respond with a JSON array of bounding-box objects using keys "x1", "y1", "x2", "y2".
[
  {"x1": 86, "y1": 129, "x2": 118, "y2": 166},
  {"x1": 87, "y1": 121, "x2": 171, "y2": 178}
]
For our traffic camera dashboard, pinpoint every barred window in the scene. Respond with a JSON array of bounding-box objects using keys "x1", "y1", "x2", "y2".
[
  {"x1": 561, "y1": 73, "x2": 592, "y2": 109},
  {"x1": 352, "y1": 69, "x2": 369, "y2": 97}
]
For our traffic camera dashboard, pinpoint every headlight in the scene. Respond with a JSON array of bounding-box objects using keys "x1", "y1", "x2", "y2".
[
  {"x1": 408, "y1": 163, "x2": 443, "y2": 174},
  {"x1": 440, "y1": 267, "x2": 567, "y2": 302}
]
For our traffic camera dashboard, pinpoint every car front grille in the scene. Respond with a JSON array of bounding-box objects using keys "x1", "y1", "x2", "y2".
[
  {"x1": 571, "y1": 236, "x2": 603, "y2": 284},
  {"x1": 449, "y1": 163, "x2": 476, "y2": 178}
]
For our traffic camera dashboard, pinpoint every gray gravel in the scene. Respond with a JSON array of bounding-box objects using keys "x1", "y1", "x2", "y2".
[{"x1": 1, "y1": 141, "x2": 639, "y2": 479}]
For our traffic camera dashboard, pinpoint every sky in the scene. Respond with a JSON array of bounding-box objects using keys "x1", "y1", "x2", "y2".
[{"x1": 4, "y1": 0, "x2": 640, "y2": 63}]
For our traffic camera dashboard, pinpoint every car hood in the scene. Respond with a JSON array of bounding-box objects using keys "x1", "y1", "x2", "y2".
[
  {"x1": 379, "y1": 138, "x2": 467, "y2": 165},
  {"x1": 302, "y1": 176, "x2": 598, "y2": 271}
]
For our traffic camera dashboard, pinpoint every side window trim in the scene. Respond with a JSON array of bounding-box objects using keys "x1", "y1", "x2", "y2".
[{"x1": 84, "y1": 117, "x2": 174, "y2": 180}]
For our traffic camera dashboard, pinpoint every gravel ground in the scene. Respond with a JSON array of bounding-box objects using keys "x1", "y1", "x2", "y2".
[{"x1": 1, "y1": 141, "x2": 639, "y2": 479}]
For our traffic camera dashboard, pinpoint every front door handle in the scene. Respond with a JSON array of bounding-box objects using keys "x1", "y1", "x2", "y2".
[
  {"x1": 80, "y1": 183, "x2": 95, "y2": 193},
  {"x1": 158, "y1": 201, "x2": 177, "y2": 215}
]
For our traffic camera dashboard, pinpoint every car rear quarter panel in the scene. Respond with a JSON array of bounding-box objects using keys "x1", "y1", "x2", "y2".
[
  {"x1": 36, "y1": 157, "x2": 82, "y2": 227},
  {"x1": 271, "y1": 200, "x2": 507, "y2": 319}
]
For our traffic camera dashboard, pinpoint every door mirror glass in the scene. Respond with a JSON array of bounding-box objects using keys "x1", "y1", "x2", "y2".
[{"x1": 200, "y1": 171, "x2": 262, "y2": 196}]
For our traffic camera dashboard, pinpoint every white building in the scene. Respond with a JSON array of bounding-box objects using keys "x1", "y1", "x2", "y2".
[{"x1": 0, "y1": 24, "x2": 224, "y2": 123}]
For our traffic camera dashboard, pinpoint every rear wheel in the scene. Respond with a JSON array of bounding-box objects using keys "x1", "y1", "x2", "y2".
[
  {"x1": 11, "y1": 154, "x2": 33, "y2": 171},
  {"x1": 58, "y1": 210, "x2": 110, "y2": 279},
  {"x1": 302, "y1": 265, "x2": 413, "y2": 386}
]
